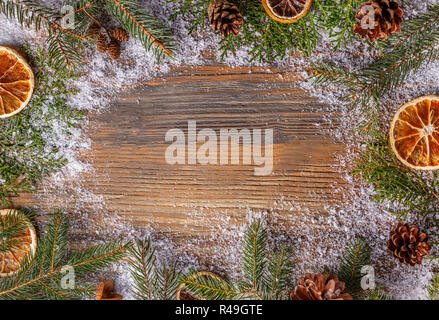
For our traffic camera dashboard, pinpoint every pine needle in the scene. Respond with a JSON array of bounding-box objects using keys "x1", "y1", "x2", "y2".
[
  {"x1": 0, "y1": 210, "x2": 129, "y2": 300},
  {"x1": 105, "y1": 0, "x2": 176, "y2": 61}
]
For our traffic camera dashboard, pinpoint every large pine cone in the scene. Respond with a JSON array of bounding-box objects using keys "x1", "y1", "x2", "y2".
[
  {"x1": 290, "y1": 273, "x2": 353, "y2": 300},
  {"x1": 208, "y1": 0, "x2": 244, "y2": 37},
  {"x1": 353, "y1": 0, "x2": 403, "y2": 42},
  {"x1": 387, "y1": 222, "x2": 431, "y2": 266}
]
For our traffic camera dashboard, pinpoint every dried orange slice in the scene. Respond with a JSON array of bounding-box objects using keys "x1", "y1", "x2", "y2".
[
  {"x1": 390, "y1": 95, "x2": 439, "y2": 170},
  {"x1": 0, "y1": 209, "x2": 37, "y2": 277},
  {"x1": 262, "y1": 0, "x2": 313, "y2": 23},
  {"x1": 176, "y1": 271, "x2": 228, "y2": 300},
  {"x1": 0, "y1": 46, "x2": 34, "y2": 118}
]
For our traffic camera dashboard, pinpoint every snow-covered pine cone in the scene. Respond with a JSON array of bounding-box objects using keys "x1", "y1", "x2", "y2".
[
  {"x1": 354, "y1": 0, "x2": 403, "y2": 42},
  {"x1": 208, "y1": 0, "x2": 244, "y2": 37},
  {"x1": 290, "y1": 273, "x2": 353, "y2": 300}
]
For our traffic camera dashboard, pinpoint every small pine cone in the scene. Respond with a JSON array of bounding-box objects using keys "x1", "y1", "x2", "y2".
[
  {"x1": 108, "y1": 40, "x2": 121, "y2": 60},
  {"x1": 87, "y1": 22, "x2": 101, "y2": 40},
  {"x1": 387, "y1": 222, "x2": 431, "y2": 266},
  {"x1": 290, "y1": 273, "x2": 353, "y2": 300},
  {"x1": 113, "y1": 28, "x2": 129, "y2": 42},
  {"x1": 353, "y1": 0, "x2": 404, "y2": 42},
  {"x1": 208, "y1": 0, "x2": 244, "y2": 37},
  {"x1": 97, "y1": 33, "x2": 108, "y2": 53}
]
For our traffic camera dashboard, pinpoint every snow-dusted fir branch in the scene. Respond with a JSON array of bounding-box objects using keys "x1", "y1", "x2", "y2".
[
  {"x1": 0, "y1": 210, "x2": 129, "y2": 300},
  {"x1": 338, "y1": 238, "x2": 371, "y2": 295},
  {"x1": 171, "y1": 0, "x2": 363, "y2": 62},
  {"x1": 0, "y1": 0, "x2": 99, "y2": 69},
  {"x1": 354, "y1": 136, "x2": 439, "y2": 219},
  {"x1": 312, "y1": 4, "x2": 439, "y2": 131},
  {"x1": 0, "y1": 45, "x2": 85, "y2": 206},
  {"x1": 128, "y1": 239, "x2": 180, "y2": 300},
  {"x1": 104, "y1": 0, "x2": 176, "y2": 61}
]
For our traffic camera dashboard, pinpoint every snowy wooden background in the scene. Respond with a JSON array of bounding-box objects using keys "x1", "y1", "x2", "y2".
[{"x1": 12, "y1": 61, "x2": 345, "y2": 252}]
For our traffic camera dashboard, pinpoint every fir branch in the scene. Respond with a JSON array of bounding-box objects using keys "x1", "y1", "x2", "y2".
[
  {"x1": 0, "y1": 45, "x2": 86, "y2": 205},
  {"x1": 354, "y1": 137, "x2": 439, "y2": 218},
  {"x1": 171, "y1": 0, "x2": 362, "y2": 62},
  {"x1": 181, "y1": 270, "x2": 252, "y2": 300},
  {"x1": 365, "y1": 288, "x2": 389, "y2": 300},
  {"x1": 128, "y1": 239, "x2": 179, "y2": 300},
  {"x1": 263, "y1": 247, "x2": 295, "y2": 300},
  {"x1": 0, "y1": 210, "x2": 128, "y2": 300},
  {"x1": 338, "y1": 238, "x2": 371, "y2": 294},
  {"x1": 104, "y1": 0, "x2": 175, "y2": 61},
  {"x1": 428, "y1": 273, "x2": 439, "y2": 300},
  {"x1": 311, "y1": 4, "x2": 439, "y2": 131},
  {"x1": 242, "y1": 220, "x2": 266, "y2": 293},
  {"x1": 178, "y1": 220, "x2": 294, "y2": 300}
]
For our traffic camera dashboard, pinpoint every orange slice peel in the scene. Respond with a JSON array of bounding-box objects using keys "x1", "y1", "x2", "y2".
[
  {"x1": 390, "y1": 95, "x2": 439, "y2": 170},
  {"x1": 262, "y1": 0, "x2": 313, "y2": 24},
  {"x1": 0, "y1": 209, "x2": 37, "y2": 277},
  {"x1": 0, "y1": 46, "x2": 34, "y2": 118}
]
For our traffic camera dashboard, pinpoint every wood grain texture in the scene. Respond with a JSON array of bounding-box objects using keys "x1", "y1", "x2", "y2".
[{"x1": 11, "y1": 63, "x2": 346, "y2": 245}]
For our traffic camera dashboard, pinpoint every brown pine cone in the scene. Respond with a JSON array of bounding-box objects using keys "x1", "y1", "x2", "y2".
[
  {"x1": 113, "y1": 27, "x2": 129, "y2": 42},
  {"x1": 208, "y1": 0, "x2": 244, "y2": 37},
  {"x1": 108, "y1": 40, "x2": 121, "y2": 60},
  {"x1": 387, "y1": 222, "x2": 431, "y2": 266},
  {"x1": 87, "y1": 22, "x2": 101, "y2": 40},
  {"x1": 290, "y1": 273, "x2": 353, "y2": 300},
  {"x1": 353, "y1": 0, "x2": 404, "y2": 42},
  {"x1": 97, "y1": 33, "x2": 108, "y2": 53}
]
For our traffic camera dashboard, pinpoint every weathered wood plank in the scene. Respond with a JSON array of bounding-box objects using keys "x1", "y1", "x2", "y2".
[{"x1": 12, "y1": 64, "x2": 345, "y2": 245}]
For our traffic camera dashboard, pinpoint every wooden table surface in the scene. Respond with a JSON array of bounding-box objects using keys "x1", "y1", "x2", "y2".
[{"x1": 11, "y1": 61, "x2": 348, "y2": 260}]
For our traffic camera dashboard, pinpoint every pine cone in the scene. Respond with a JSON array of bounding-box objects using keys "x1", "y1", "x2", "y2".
[
  {"x1": 87, "y1": 22, "x2": 101, "y2": 40},
  {"x1": 113, "y1": 27, "x2": 129, "y2": 42},
  {"x1": 387, "y1": 222, "x2": 431, "y2": 266},
  {"x1": 208, "y1": 0, "x2": 244, "y2": 37},
  {"x1": 97, "y1": 33, "x2": 108, "y2": 53},
  {"x1": 290, "y1": 273, "x2": 353, "y2": 300},
  {"x1": 353, "y1": 0, "x2": 404, "y2": 42},
  {"x1": 108, "y1": 40, "x2": 121, "y2": 60}
]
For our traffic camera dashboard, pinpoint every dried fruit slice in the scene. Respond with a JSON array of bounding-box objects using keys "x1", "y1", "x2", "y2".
[
  {"x1": 176, "y1": 271, "x2": 228, "y2": 300},
  {"x1": 390, "y1": 95, "x2": 439, "y2": 170},
  {"x1": 0, "y1": 209, "x2": 37, "y2": 277},
  {"x1": 0, "y1": 46, "x2": 34, "y2": 118},
  {"x1": 262, "y1": 0, "x2": 313, "y2": 23}
]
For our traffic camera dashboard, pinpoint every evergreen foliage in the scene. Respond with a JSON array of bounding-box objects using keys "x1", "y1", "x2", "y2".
[
  {"x1": 128, "y1": 239, "x2": 180, "y2": 300},
  {"x1": 338, "y1": 237, "x2": 371, "y2": 294},
  {"x1": 175, "y1": 220, "x2": 295, "y2": 300},
  {"x1": 311, "y1": 3, "x2": 439, "y2": 132},
  {"x1": 0, "y1": 0, "x2": 175, "y2": 68},
  {"x1": 0, "y1": 45, "x2": 85, "y2": 206},
  {"x1": 365, "y1": 288, "x2": 389, "y2": 300},
  {"x1": 104, "y1": 0, "x2": 176, "y2": 61},
  {"x1": 354, "y1": 137, "x2": 439, "y2": 219},
  {"x1": 427, "y1": 273, "x2": 439, "y2": 300},
  {"x1": 171, "y1": 0, "x2": 364, "y2": 62},
  {"x1": 0, "y1": 209, "x2": 129, "y2": 300}
]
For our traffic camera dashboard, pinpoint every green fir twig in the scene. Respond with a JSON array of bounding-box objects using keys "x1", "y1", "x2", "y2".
[{"x1": 0, "y1": 210, "x2": 129, "y2": 300}]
